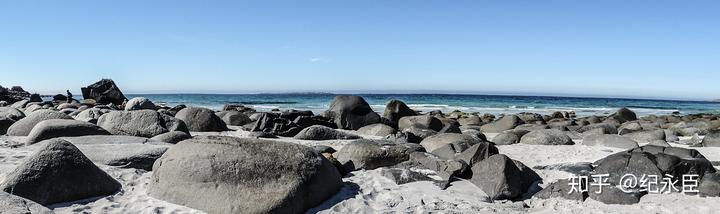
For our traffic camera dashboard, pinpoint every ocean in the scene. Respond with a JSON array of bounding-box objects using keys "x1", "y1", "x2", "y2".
[{"x1": 126, "y1": 94, "x2": 720, "y2": 117}]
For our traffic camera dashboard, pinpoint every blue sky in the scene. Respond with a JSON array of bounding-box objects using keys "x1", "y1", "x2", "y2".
[{"x1": 0, "y1": 0, "x2": 718, "y2": 100}]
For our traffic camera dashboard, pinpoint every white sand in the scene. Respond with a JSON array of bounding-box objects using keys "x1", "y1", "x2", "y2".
[{"x1": 2, "y1": 132, "x2": 720, "y2": 214}]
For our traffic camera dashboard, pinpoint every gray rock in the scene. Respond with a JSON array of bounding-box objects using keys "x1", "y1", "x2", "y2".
[
  {"x1": 28, "y1": 135, "x2": 171, "y2": 171},
  {"x1": 10, "y1": 100, "x2": 30, "y2": 109},
  {"x1": 420, "y1": 133, "x2": 481, "y2": 153},
  {"x1": 293, "y1": 125, "x2": 361, "y2": 140},
  {"x1": 0, "y1": 191, "x2": 53, "y2": 214},
  {"x1": 150, "y1": 131, "x2": 192, "y2": 144},
  {"x1": 398, "y1": 115, "x2": 444, "y2": 132},
  {"x1": 73, "y1": 108, "x2": 105, "y2": 122},
  {"x1": 97, "y1": 110, "x2": 188, "y2": 137},
  {"x1": 0, "y1": 139, "x2": 121, "y2": 205},
  {"x1": 492, "y1": 130, "x2": 530, "y2": 145},
  {"x1": 6, "y1": 109, "x2": 73, "y2": 136},
  {"x1": 458, "y1": 115, "x2": 483, "y2": 126},
  {"x1": 215, "y1": 111, "x2": 252, "y2": 126},
  {"x1": 699, "y1": 172, "x2": 720, "y2": 197},
  {"x1": 648, "y1": 140, "x2": 671, "y2": 147},
  {"x1": 622, "y1": 129, "x2": 665, "y2": 144},
  {"x1": 582, "y1": 134, "x2": 639, "y2": 149},
  {"x1": 323, "y1": 95, "x2": 381, "y2": 130},
  {"x1": 514, "y1": 124, "x2": 549, "y2": 131},
  {"x1": 469, "y1": 154, "x2": 541, "y2": 200},
  {"x1": 576, "y1": 123, "x2": 618, "y2": 134},
  {"x1": 606, "y1": 107, "x2": 638, "y2": 124},
  {"x1": 702, "y1": 131, "x2": 720, "y2": 147},
  {"x1": 383, "y1": 100, "x2": 417, "y2": 126},
  {"x1": 587, "y1": 185, "x2": 644, "y2": 205},
  {"x1": 25, "y1": 119, "x2": 111, "y2": 145},
  {"x1": 124, "y1": 97, "x2": 156, "y2": 111},
  {"x1": 335, "y1": 139, "x2": 424, "y2": 171},
  {"x1": 456, "y1": 143, "x2": 499, "y2": 166},
  {"x1": 402, "y1": 126, "x2": 438, "y2": 140},
  {"x1": 148, "y1": 136, "x2": 342, "y2": 214},
  {"x1": 519, "y1": 129, "x2": 574, "y2": 145},
  {"x1": 533, "y1": 179, "x2": 584, "y2": 201},
  {"x1": 379, "y1": 168, "x2": 433, "y2": 185},
  {"x1": 0, "y1": 107, "x2": 25, "y2": 121},
  {"x1": 357, "y1": 123, "x2": 396, "y2": 136},
  {"x1": 175, "y1": 107, "x2": 227, "y2": 132},
  {"x1": 480, "y1": 115, "x2": 523, "y2": 133}
]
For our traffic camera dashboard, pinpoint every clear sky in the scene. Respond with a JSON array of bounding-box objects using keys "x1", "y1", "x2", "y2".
[{"x1": 0, "y1": 0, "x2": 718, "y2": 100}]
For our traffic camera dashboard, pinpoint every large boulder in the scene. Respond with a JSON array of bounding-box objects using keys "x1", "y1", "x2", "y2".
[
  {"x1": 335, "y1": 139, "x2": 424, "y2": 171},
  {"x1": 323, "y1": 95, "x2": 381, "y2": 130},
  {"x1": 97, "y1": 110, "x2": 188, "y2": 138},
  {"x1": 124, "y1": 97, "x2": 156, "y2": 111},
  {"x1": 73, "y1": 108, "x2": 106, "y2": 122},
  {"x1": 0, "y1": 191, "x2": 53, "y2": 214},
  {"x1": 701, "y1": 131, "x2": 720, "y2": 147},
  {"x1": 470, "y1": 154, "x2": 542, "y2": 200},
  {"x1": 582, "y1": 134, "x2": 639, "y2": 149},
  {"x1": 148, "y1": 136, "x2": 342, "y2": 214},
  {"x1": 0, "y1": 139, "x2": 121, "y2": 205},
  {"x1": 519, "y1": 129, "x2": 575, "y2": 145},
  {"x1": 576, "y1": 123, "x2": 618, "y2": 134},
  {"x1": 357, "y1": 123, "x2": 396, "y2": 136},
  {"x1": 398, "y1": 115, "x2": 444, "y2": 132},
  {"x1": 175, "y1": 107, "x2": 227, "y2": 132},
  {"x1": 480, "y1": 115, "x2": 523, "y2": 133},
  {"x1": 81, "y1": 79, "x2": 127, "y2": 105},
  {"x1": 533, "y1": 180, "x2": 585, "y2": 201},
  {"x1": 383, "y1": 99, "x2": 417, "y2": 126},
  {"x1": 52, "y1": 135, "x2": 172, "y2": 171},
  {"x1": 215, "y1": 111, "x2": 252, "y2": 126},
  {"x1": 0, "y1": 107, "x2": 25, "y2": 121},
  {"x1": 6, "y1": 109, "x2": 73, "y2": 136},
  {"x1": 593, "y1": 145, "x2": 715, "y2": 186},
  {"x1": 293, "y1": 125, "x2": 361, "y2": 140},
  {"x1": 26, "y1": 119, "x2": 111, "y2": 145}
]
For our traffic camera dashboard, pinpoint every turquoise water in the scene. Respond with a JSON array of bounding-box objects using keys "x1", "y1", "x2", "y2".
[{"x1": 127, "y1": 94, "x2": 720, "y2": 117}]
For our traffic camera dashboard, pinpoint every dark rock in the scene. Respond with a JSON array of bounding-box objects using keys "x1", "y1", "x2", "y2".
[
  {"x1": 216, "y1": 111, "x2": 252, "y2": 126},
  {"x1": 456, "y1": 143, "x2": 500, "y2": 166},
  {"x1": 335, "y1": 139, "x2": 424, "y2": 171},
  {"x1": 175, "y1": 107, "x2": 227, "y2": 132},
  {"x1": 402, "y1": 126, "x2": 438, "y2": 140},
  {"x1": 97, "y1": 110, "x2": 189, "y2": 138},
  {"x1": 439, "y1": 122, "x2": 462, "y2": 134},
  {"x1": 533, "y1": 179, "x2": 585, "y2": 201},
  {"x1": 25, "y1": 119, "x2": 110, "y2": 145},
  {"x1": 480, "y1": 115, "x2": 523, "y2": 133},
  {"x1": 29, "y1": 93, "x2": 42, "y2": 102},
  {"x1": 294, "y1": 125, "x2": 361, "y2": 140},
  {"x1": 384, "y1": 131, "x2": 422, "y2": 144},
  {"x1": 420, "y1": 133, "x2": 486, "y2": 160},
  {"x1": 0, "y1": 117, "x2": 14, "y2": 135},
  {"x1": 519, "y1": 129, "x2": 574, "y2": 145},
  {"x1": 148, "y1": 136, "x2": 342, "y2": 214},
  {"x1": 605, "y1": 107, "x2": 638, "y2": 124},
  {"x1": 576, "y1": 123, "x2": 618, "y2": 134},
  {"x1": 81, "y1": 79, "x2": 127, "y2": 105},
  {"x1": 6, "y1": 109, "x2": 73, "y2": 136},
  {"x1": 0, "y1": 139, "x2": 121, "y2": 205},
  {"x1": 312, "y1": 145, "x2": 337, "y2": 154},
  {"x1": 398, "y1": 115, "x2": 444, "y2": 132},
  {"x1": 323, "y1": 95, "x2": 381, "y2": 130},
  {"x1": 492, "y1": 129, "x2": 530, "y2": 145},
  {"x1": 251, "y1": 113, "x2": 302, "y2": 137},
  {"x1": 469, "y1": 154, "x2": 542, "y2": 200},
  {"x1": 293, "y1": 115, "x2": 336, "y2": 129},
  {"x1": 383, "y1": 100, "x2": 418, "y2": 126},
  {"x1": 587, "y1": 185, "x2": 645, "y2": 205}
]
